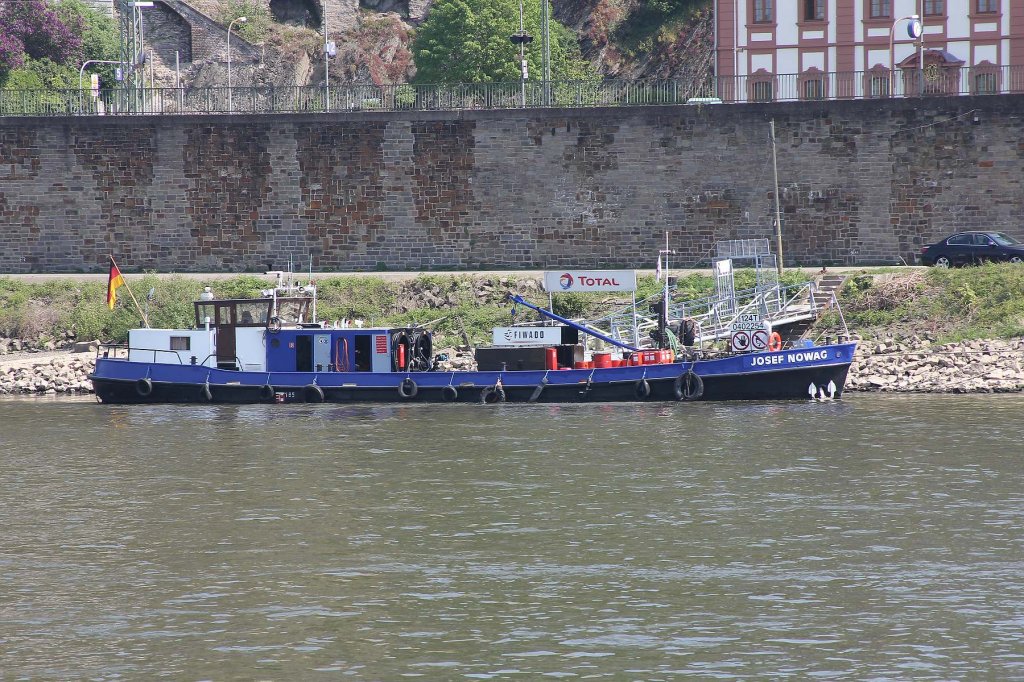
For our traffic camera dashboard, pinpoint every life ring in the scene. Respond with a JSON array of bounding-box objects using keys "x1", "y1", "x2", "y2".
[
  {"x1": 441, "y1": 385, "x2": 459, "y2": 402},
  {"x1": 634, "y1": 378, "x2": 651, "y2": 400},
  {"x1": 673, "y1": 371, "x2": 704, "y2": 401},
  {"x1": 259, "y1": 384, "x2": 275, "y2": 400},
  {"x1": 768, "y1": 332, "x2": 783, "y2": 352},
  {"x1": 268, "y1": 316, "x2": 282, "y2": 333},
  {"x1": 398, "y1": 377, "x2": 418, "y2": 399},
  {"x1": 481, "y1": 385, "x2": 506, "y2": 404},
  {"x1": 200, "y1": 383, "x2": 213, "y2": 402},
  {"x1": 304, "y1": 384, "x2": 324, "y2": 403},
  {"x1": 135, "y1": 377, "x2": 153, "y2": 397}
]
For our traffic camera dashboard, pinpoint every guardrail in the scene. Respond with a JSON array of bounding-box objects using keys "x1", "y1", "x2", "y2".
[{"x1": 1, "y1": 65, "x2": 1021, "y2": 117}]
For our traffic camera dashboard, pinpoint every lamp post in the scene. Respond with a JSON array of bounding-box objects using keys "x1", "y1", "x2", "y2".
[
  {"x1": 324, "y1": 12, "x2": 336, "y2": 112},
  {"x1": 508, "y1": 0, "x2": 533, "y2": 108},
  {"x1": 889, "y1": 14, "x2": 921, "y2": 97},
  {"x1": 79, "y1": 59, "x2": 124, "y2": 114},
  {"x1": 227, "y1": 16, "x2": 248, "y2": 113}
]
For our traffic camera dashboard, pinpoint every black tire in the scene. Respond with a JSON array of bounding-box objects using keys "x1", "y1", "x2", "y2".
[
  {"x1": 934, "y1": 255, "x2": 952, "y2": 268},
  {"x1": 259, "y1": 384, "x2": 275, "y2": 400},
  {"x1": 441, "y1": 385, "x2": 459, "y2": 402},
  {"x1": 634, "y1": 378, "x2": 651, "y2": 400},
  {"x1": 673, "y1": 371, "x2": 704, "y2": 401},
  {"x1": 398, "y1": 377, "x2": 418, "y2": 399},
  {"x1": 481, "y1": 385, "x2": 506, "y2": 404},
  {"x1": 200, "y1": 383, "x2": 213, "y2": 402},
  {"x1": 304, "y1": 384, "x2": 324, "y2": 403},
  {"x1": 135, "y1": 377, "x2": 153, "y2": 397}
]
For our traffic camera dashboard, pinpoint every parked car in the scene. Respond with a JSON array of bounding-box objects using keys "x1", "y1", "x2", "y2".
[{"x1": 919, "y1": 231, "x2": 1024, "y2": 267}]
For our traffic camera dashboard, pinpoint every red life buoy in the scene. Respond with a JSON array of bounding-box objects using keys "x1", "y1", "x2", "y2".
[{"x1": 768, "y1": 332, "x2": 783, "y2": 352}]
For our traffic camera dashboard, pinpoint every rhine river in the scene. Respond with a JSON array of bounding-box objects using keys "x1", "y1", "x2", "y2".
[{"x1": 2, "y1": 394, "x2": 1022, "y2": 680}]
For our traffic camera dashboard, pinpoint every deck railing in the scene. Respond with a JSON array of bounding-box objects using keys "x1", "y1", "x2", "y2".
[{"x1": 1, "y1": 65, "x2": 1022, "y2": 117}]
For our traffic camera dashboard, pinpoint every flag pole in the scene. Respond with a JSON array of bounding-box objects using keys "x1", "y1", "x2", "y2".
[{"x1": 110, "y1": 255, "x2": 151, "y2": 328}]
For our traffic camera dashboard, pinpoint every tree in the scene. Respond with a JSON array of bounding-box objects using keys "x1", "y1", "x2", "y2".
[
  {"x1": 0, "y1": 0, "x2": 83, "y2": 75},
  {"x1": 412, "y1": 0, "x2": 595, "y2": 84}
]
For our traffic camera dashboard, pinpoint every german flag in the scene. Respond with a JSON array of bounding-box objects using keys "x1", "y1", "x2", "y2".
[{"x1": 107, "y1": 259, "x2": 125, "y2": 310}]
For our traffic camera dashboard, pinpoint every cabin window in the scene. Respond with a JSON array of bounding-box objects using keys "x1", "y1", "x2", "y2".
[{"x1": 170, "y1": 336, "x2": 191, "y2": 351}]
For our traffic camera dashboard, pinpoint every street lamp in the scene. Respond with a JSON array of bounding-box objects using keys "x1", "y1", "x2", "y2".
[
  {"x1": 889, "y1": 14, "x2": 921, "y2": 97},
  {"x1": 324, "y1": 11, "x2": 336, "y2": 112},
  {"x1": 78, "y1": 59, "x2": 124, "y2": 114},
  {"x1": 508, "y1": 0, "x2": 533, "y2": 108},
  {"x1": 227, "y1": 16, "x2": 248, "y2": 113}
]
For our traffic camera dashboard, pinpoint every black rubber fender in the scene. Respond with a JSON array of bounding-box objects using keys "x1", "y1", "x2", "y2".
[
  {"x1": 259, "y1": 384, "x2": 275, "y2": 401},
  {"x1": 481, "y1": 385, "x2": 506, "y2": 404},
  {"x1": 398, "y1": 377, "x2": 418, "y2": 399},
  {"x1": 304, "y1": 384, "x2": 325, "y2": 403},
  {"x1": 673, "y1": 371, "x2": 704, "y2": 401},
  {"x1": 441, "y1": 385, "x2": 459, "y2": 402},
  {"x1": 135, "y1": 377, "x2": 153, "y2": 397},
  {"x1": 634, "y1": 378, "x2": 651, "y2": 400}
]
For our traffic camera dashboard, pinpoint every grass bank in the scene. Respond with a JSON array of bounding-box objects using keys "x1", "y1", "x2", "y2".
[{"x1": 1, "y1": 265, "x2": 1022, "y2": 348}]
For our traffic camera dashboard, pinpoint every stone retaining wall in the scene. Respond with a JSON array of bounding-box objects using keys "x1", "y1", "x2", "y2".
[{"x1": 2, "y1": 96, "x2": 1024, "y2": 273}]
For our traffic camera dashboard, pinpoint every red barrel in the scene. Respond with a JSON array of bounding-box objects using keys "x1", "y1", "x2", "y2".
[
  {"x1": 545, "y1": 347, "x2": 559, "y2": 370},
  {"x1": 574, "y1": 361, "x2": 587, "y2": 369},
  {"x1": 593, "y1": 352, "x2": 612, "y2": 368}
]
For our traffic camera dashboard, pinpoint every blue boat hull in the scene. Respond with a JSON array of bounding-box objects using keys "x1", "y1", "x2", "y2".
[{"x1": 90, "y1": 343, "x2": 856, "y2": 404}]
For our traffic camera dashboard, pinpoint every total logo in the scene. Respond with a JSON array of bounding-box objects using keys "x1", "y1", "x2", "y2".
[{"x1": 560, "y1": 272, "x2": 622, "y2": 289}]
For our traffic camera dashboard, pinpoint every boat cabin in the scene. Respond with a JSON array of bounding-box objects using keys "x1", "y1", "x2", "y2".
[{"x1": 125, "y1": 293, "x2": 432, "y2": 374}]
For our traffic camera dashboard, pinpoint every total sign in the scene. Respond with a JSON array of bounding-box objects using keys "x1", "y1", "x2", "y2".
[{"x1": 542, "y1": 270, "x2": 637, "y2": 293}]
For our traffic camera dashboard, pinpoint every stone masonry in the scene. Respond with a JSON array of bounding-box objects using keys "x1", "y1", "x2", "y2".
[{"x1": 2, "y1": 96, "x2": 1023, "y2": 273}]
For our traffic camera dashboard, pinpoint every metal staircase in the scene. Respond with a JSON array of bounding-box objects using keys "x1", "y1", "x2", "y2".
[{"x1": 584, "y1": 240, "x2": 846, "y2": 351}]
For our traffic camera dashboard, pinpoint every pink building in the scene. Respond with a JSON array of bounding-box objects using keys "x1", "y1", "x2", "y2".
[{"x1": 715, "y1": 0, "x2": 1024, "y2": 101}]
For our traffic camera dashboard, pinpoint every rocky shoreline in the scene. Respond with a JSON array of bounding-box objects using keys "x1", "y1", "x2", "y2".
[{"x1": 2, "y1": 335, "x2": 1023, "y2": 397}]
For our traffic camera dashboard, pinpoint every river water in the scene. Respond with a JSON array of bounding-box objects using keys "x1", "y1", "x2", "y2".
[{"x1": 1, "y1": 394, "x2": 1022, "y2": 680}]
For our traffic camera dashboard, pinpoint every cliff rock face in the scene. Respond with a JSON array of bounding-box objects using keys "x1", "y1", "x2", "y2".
[{"x1": 131, "y1": 0, "x2": 712, "y2": 89}]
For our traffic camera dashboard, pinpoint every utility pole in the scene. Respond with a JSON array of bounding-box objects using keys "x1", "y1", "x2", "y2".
[
  {"x1": 541, "y1": 0, "x2": 550, "y2": 105},
  {"x1": 509, "y1": 3, "x2": 533, "y2": 108}
]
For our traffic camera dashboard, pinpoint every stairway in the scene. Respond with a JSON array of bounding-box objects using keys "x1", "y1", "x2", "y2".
[{"x1": 774, "y1": 274, "x2": 847, "y2": 346}]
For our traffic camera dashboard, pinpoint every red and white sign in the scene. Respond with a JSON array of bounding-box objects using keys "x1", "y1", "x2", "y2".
[
  {"x1": 730, "y1": 330, "x2": 750, "y2": 352},
  {"x1": 542, "y1": 270, "x2": 637, "y2": 293},
  {"x1": 374, "y1": 335, "x2": 388, "y2": 354},
  {"x1": 750, "y1": 329, "x2": 769, "y2": 351}
]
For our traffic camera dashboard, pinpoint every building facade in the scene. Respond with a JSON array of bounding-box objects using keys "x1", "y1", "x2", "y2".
[{"x1": 715, "y1": 0, "x2": 1024, "y2": 101}]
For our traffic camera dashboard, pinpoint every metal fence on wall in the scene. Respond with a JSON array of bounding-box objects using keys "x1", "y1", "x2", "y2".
[{"x1": 1, "y1": 65, "x2": 1022, "y2": 117}]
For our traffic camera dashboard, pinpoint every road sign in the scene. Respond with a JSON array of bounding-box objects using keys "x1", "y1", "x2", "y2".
[
  {"x1": 750, "y1": 329, "x2": 769, "y2": 350},
  {"x1": 730, "y1": 330, "x2": 750, "y2": 352}
]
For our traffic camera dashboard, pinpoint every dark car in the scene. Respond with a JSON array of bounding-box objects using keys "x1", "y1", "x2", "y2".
[{"x1": 920, "y1": 231, "x2": 1024, "y2": 267}]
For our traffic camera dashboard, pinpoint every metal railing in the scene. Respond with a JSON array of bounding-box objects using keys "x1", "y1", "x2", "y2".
[{"x1": 1, "y1": 65, "x2": 1022, "y2": 117}]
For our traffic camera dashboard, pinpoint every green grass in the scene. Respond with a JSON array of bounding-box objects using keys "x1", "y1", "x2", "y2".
[{"x1": 3, "y1": 266, "x2": 1021, "y2": 348}]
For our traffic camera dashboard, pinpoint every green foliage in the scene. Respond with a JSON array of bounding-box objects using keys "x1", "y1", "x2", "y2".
[
  {"x1": 219, "y1": 0, "x2": 271, "y2": 44},
  {"x1": 57, "y1": 0, "x2": 120, "y2": 87},
  {"x1": 412, "y1": 0, "x2": 595, "y2": 84},
  {"x1": 3, "y1": 57, "x2": 76, "y2": 89}
]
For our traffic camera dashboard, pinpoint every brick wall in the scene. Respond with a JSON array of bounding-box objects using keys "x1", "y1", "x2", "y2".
[{"x1": 1, "y1": 96, "x2": 1022, "y2": 273}]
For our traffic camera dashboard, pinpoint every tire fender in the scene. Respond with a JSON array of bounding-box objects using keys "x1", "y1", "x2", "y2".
[
  {"x1": 398, "y1": 377, "x2": 418, "y2": 399},
  {"x1": 304, "y1": 384, "x2": 324, "y2": 403},
  {"x1": 441, "y1": 385, "x2": 459, "y2": 402},
  {"x1": 135, "y1": 377, "x2": 153, "y2": 397},
  {"x1": 674, "y1": 371, "x2": 704, "y2": 401}
]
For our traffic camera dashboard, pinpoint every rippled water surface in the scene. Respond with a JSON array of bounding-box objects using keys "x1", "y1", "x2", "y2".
[{"x1": 2, "y1": 395, "x2": 1023, "y2": 679}]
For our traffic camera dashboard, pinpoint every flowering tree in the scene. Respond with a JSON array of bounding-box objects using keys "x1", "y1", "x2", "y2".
[{"x1": 0, "y1": 0, "x2": 84, "y2": 74}]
